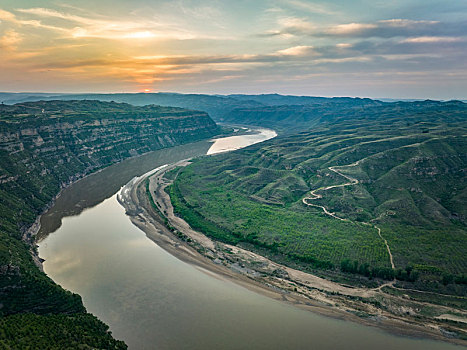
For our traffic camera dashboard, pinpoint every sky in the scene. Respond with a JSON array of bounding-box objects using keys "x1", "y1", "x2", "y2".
[{"x1": 0, "y1": 0, "x2": 466, "y2": 99}]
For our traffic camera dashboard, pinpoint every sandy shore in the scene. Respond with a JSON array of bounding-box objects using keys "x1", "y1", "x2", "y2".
[{"x1": 118, "y1": 161, "x2": 467, "y2": 346}]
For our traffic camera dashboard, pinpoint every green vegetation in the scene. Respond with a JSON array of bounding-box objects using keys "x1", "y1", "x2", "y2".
[
  {"x1": 221, "y1": 97, "x2": 380, "y2": 132},
  {"x1": 169, "y1": 175, "x2": 390, "y2": 270},
  {"x1": 163, "y1": 166, "x2": 182, "y2": 181},
  {"x1": 0, "y1": 313, "x2": 126, "y2": 349},
  {"x1": 0, "y1": 100, "x2": 220, "y2": 347},
  {"x1": 171, "y1": 100, "x2": 467, "y2": 293}
]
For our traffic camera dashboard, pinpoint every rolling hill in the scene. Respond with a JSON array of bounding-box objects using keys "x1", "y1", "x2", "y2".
[{"x1": 170, "y1": 100, "x2": 467, "y2": 294}]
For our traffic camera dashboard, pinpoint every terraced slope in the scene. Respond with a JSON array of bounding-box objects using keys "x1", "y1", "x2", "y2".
[{"x1": 170, "y1": 101, "x2": 467, "y2": 293}]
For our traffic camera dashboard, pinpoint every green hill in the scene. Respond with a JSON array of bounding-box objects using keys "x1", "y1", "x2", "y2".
[{"x1": 170, "y1": 100, "x2": 467, "y2": 294}]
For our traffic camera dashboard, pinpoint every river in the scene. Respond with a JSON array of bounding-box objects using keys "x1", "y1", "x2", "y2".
[{"x1": 38, "y1": 129, "x2": 459, "y2": 350}]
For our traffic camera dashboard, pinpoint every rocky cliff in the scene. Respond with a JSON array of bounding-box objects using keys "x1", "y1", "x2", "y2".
[{"x1": 0, "y1": 100, "x2": 218, "y2": 240}]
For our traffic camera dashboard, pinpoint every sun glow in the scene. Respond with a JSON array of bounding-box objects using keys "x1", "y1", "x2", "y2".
[{"x1": 124, "y1": 31, "x2": 156, "y2": 39}]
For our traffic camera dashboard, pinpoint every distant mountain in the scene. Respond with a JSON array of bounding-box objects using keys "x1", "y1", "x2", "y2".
[
  {"x1": 376, "y1": 98, "x2": 427, "y2": 102},
  {"x1": 6, "y1": 93, "x2": 461, "y2": 133},
  {"x1": 228, "y1": 93, "x2": 379, "y2": 106},
  {"x1": 0, "y1": 92, "x2": 263, "y2": 121},
  {"x1": 0, "y1": 93, "x2": 391, "y2": 132},
  {"x1": 220, "y1": 99, "x2": 466, "y2": 132}
]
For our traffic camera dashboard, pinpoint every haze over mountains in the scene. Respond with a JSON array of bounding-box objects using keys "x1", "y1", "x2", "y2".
[{"x1": 1, "y1": 92, "x2": 465, "y2": 132}]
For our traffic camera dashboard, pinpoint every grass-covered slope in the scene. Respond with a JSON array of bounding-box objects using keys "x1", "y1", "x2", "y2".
[
  {"x1": 170, "y1": 100, "x2": 467, "y2": 292},
  {"x1": 169, "y1": 165, "x2": 390, "y2": 272},
  {"x1": 0, "y1": 100, "x2": 220, "y2": 346},
  {"x1": 219, "y1": 99, "x2": 464, "y2": 133}
]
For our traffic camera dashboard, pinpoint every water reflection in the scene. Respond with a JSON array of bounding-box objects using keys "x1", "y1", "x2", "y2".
[
  {"x1": 38, "y1": 141, "x2": 212, "y2": 238},
  {"x1": 38, "y1": 130, "x2": 457, "y2": 350},
  {"x1": 39, "y1": 196, "x2": 457, "y2": 350},
  {"x1": 207, "y1": 128, "x2": 277, "y2": 155}
]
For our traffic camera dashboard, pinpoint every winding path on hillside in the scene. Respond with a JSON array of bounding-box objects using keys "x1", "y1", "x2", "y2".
[
  {"x1": 124, "y1": 155, "x2": 467, "y2": 339},
  {"x1": 302, "y1": 160, "x2": 396, "y2": 270}
]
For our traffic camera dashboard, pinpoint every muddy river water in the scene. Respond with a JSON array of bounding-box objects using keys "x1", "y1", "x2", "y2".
[{"x1": 38, "y1": 129, "x2": 459, "y2": 349}]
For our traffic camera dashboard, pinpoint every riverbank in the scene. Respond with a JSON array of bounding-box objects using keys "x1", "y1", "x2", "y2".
[{"x1": 118, "y1": 160, "x2": 466, "y2": 346}]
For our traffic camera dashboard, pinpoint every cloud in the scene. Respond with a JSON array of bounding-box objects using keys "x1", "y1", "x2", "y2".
[
  {"x1": 0, "y1": 8, "x2": 16, "y2": 21},
  {"x1": 262, "y1": 16, "x2": 315, "y2": 38},
  {"x1": 0, "y1": 30, "x2": 22, "y2": 50},
  {"x1": 13, "y1": 6, "x2": 209, "y2": 41},
  {"x1": 26, "y1": 45, "x2": 321, "y2": 74},
  {"x1": 1, "y1": 2, "x2": 466, "y2": 97},
  {"x1": 323, "y1": 19, "x2": 444, "y2": 38},
  {"x1": 401, "y1": 36, "x2": 464, "y2": 43},
  {"x1": 278, "y1": 16, "x2": 315, "y2": 32},
  {"x1": 350, "y1": 37, "x2": 467, "y2": 56},
  {"x1": 16, "y1": 7, "x2": 92, "y2": 24},
  {"x1": 282, "y1": 0, "x2": 339, "y2": 16},
  {"x1": 276, "y1": 45, "x2": 315, "y2": 56},
  {"x1": 0, "y1": 7, "x2": 70, "y2": 32},
  {"x1": 17, "y1": 30, "x2": 465, "y2": 86},
  {"x1": 269, "y1": 17, "x2": 466, "y2": 39},
  {"x1": 379, "y1": 19, "x2": 439, "y2": 27},
  {"x1": 328, "y1": 23, "x2": 377, "y2": 35}
]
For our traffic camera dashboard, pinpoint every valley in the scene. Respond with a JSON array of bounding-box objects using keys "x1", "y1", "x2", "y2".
[
  {"x1": 2, "y1": 1, "x2": 466, "y2": 348},
  {"x1": 0, "y1": 96, "x2": 465, "y2": 348}
]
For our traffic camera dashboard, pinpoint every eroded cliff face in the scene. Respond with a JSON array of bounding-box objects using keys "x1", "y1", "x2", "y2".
[
  {"x1": 1, "y1": 114, "x2": 215, "y2": 188},
  {"x1": 0, "y1": 100, "x2": 219, "y2": 319},
  {"x1": 0, "y1": 100, "x2": 219, "y2": 241},
  {"x1": 1, "y1": 101, "x2": 217, "y2": 182}
]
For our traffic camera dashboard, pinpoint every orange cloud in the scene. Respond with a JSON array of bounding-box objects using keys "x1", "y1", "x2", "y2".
[{"x1": 0, "y1": 30, "x2": 22, "y2": 50}]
